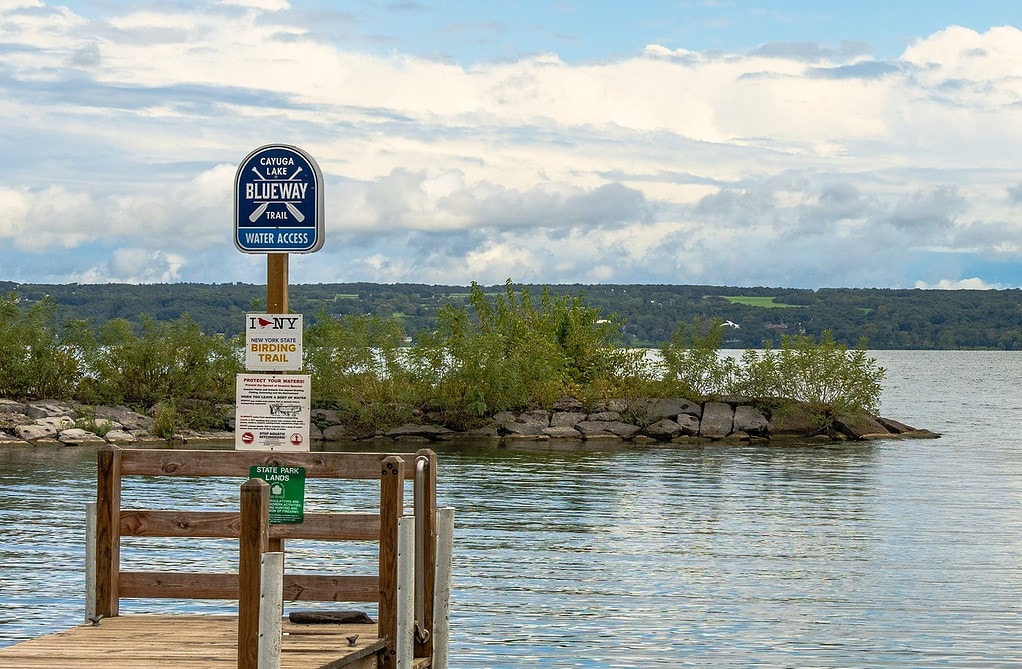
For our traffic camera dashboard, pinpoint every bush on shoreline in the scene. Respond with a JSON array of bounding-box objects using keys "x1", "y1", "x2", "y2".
[{"x1": 0, "y1": 286, "x2": 885, "y2": 432}]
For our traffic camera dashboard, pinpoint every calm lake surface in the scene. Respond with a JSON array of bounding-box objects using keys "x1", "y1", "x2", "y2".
[{"x1": 1, "y1": 350, "x2": 1021, "y2": 667}]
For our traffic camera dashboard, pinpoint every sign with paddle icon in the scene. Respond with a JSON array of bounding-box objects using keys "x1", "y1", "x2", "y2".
[{"x1": 234, "y1": 144, "x2": 324, "y2": 253}]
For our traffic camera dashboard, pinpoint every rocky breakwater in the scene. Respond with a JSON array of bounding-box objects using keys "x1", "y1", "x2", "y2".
[
  {"x1": 0, "y1": 399, "x2": 231, "y2": 447},
  {"x1": 1, "y1": 396, "x2": 938, "y2": 447},
  {"x1": 317, "y1": 396, "x2": 939, "y2": 445}
]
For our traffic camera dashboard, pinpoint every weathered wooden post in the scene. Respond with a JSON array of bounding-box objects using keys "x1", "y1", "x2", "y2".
[
  {"x1": 95, "y1": 445, "x2": 122, "y2": 618},
  {"x1": 239, "y1": 478, "x2": 270, "y2": 669},
  {"x1": 378, "y1": 455, "x2": 405, "y2": 666}
]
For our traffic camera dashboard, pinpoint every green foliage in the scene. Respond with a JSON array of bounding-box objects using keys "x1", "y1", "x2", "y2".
[
  {"x1": 0, "y1": 294, "x2": 83, "y2": 399},
  {"x1": 658, "y1": 318, "x2": 741, "y2": 398},
  {"x1": 0, "y1": 282, "x2": 888, "y2": 435},
  {"x1": 78, "y1": 315, "x2": 242, "y2": 407},
  {"x1": 305, "y1": 312, "x2": 415, "y2": 428},
  {"x1": 739, "y1": 332, "x2": 886, "y2": 418},
  {"x1": 74, "y1": 408, "x2": 114, "y2": 438},
  {"x1": 407, "y1": 280, "x2": 644, "y2": 425}
]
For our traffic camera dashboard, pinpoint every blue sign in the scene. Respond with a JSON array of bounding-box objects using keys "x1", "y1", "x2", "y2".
[{"x1": 235, "y1": 144, "x2": 324, "y2": 253}]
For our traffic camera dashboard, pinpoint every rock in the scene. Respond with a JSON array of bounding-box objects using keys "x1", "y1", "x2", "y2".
[
  {"x1": 644, "y1": 419, "x2": 683, "y2": 440},
  {"x1": 92, "y1": 406, "x2": 155, "y2": 432},
  {"x1": 835, "y1": 414, "x2": 892, "y2": 440},
  {"x1": 25, "y1": 400, "x2": 75, "y2": 419},
  {"x1": 629, "y1": 397, "x2": 702, "y2": 424},
  {"x1": 733, "y1": 405, "x2": 769, "y2": 436},
  {"x1": 542, "y1": 426, "x2": 582, "y2": 439},
  {"x1": 104, "y1": 429, "x2": 137, "y2": 444},
  {"x1": 549, "y1": 411, "x2": 586, "y2": 428},
  {"x1": 58, "y1": 428, "x2": 108, "y2": 445},
  {"x1": 552, "y1": 396, "x2": 585, "y2": 412},
  {"x1": 15, "y1": 416, "x2": 75, "y2": 440},
  {"x1": 321, "y1": 424, "x2": 349, "y2": 441},
  {"x1": 0, "y1": 399, "x2": 28, "y2": 414},
  {"x1": 877, "y1": 417, "x2": 915, "y2": 434},
  {"x1": 503, "y1": 411, "x2": 549, "y2": 436},
  {"x1": 576, "y1": 420, "x2": 640, "y2": 440},
  {"x1": 384, "y1": 424, "x2": 454, "y2": 441},
  {"x1": 587, "y1": 411, "x2": 622, "y2": 422},
  {"x1": 677, "y1": 413, "x2": 700, "y2": 435},
  {"x1": 699, "y1": 402, "x2": 734, "y2": 438},
  {"x1": 312, "y1": 408, "x2": 343, "y2": 425}
]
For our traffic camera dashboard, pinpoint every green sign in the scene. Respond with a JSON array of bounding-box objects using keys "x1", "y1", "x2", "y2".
[{"x1": 249, "y1": 465, "x2": 306, "y2": 524}]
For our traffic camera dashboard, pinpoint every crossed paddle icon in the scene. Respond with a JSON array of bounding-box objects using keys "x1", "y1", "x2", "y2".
[{"x1": 248, "y1": 166, "x2": 305, "y2": 222}]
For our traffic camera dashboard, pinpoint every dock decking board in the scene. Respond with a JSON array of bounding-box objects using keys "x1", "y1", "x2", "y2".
[{"x1": 0, "y1": 614, "x2": 429, "y2": 669}]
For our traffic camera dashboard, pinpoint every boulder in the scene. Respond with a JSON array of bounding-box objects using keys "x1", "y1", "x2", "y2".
[
  {"x1": 587, "y1": 411, "x2": 622, "y2": 422},
  {"x1": 835, "y1": 414, "x2": 891, "y2": 440},
  {"x1": 15, "y1": 416, "x2": 75, "y2": 440},
  {"x1": 58, "y1": 428, "x2": 108, "y2": 445},
  {"x1": 321, "y1": 424, "x2": 349, "y2": 441},
  {"x1": 677, "y1": 413, "x2": 700, "y2": 435},
  {"x1": 644, "y1": 419, "x2": 683, "y2": 440},
  {"x1": 92, "y1": 406, "x2": 155, "y2": 432},
  {"x1": 699, "y1": 402, "x2": 734, "y2": 438},
  {"x1": 312, "y1": 408, "x2": 343, "y2": 425},
  {"x1": 733, "y1": 405, "x2": 769, "y2": 436},
  {"x1": 0, "y1": 399, "x2": 28, "y2": 414},
  {"x1": 549, "y1": 411, "x2": 586, "y2": 428},
  {"x1": 104, "y1": 429, "x2": 137, "y2": 444},
  {"x1": 629, "y1": 397, "x2": 702, "y2": 424},
  {"x1": 25, "y1": 400, "x2": 75, "y2": 419},
  {"x1": 542, "y1": 426, "x2": 583, "y2": 439},
  {"x1": 503, "y1": 411, "x2": 549, "y2": 436},
  {"x1": 552, "y1": 396, "x2": 585, "y2": 412},
  {"x1": 576, "y1": 420, "x2": 640, "y2": 440},
  {"x1": 384, "y1": 424, "x2": 454, "y2": 441}
]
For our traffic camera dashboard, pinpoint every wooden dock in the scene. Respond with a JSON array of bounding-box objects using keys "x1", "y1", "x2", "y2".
[
  {"x1": 0, "y1": 446, "x2": 453, "y2": 669},
  {"x1": 0, "y1": 615, "x2": 400, "y2": 669}
]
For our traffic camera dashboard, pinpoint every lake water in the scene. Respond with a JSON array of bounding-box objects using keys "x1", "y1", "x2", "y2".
[{"x1": 1, "y1": 350, "x2": 1021, "y2": 667}]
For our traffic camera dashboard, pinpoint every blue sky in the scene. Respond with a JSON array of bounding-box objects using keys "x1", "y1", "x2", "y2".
[{"x1": 3, "y1": 0, "x2": 1022, "y2": 289}]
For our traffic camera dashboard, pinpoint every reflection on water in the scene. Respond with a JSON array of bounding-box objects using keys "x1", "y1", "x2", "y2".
[{"x1": 2, "y1": 351, "x2": 1022, "y2": 666}]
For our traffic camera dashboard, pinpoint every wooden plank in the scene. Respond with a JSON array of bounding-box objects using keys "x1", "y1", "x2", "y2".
[
  {"x1": 119, "y1": 572, "x2": 381, "y2": 603},
  {"x1": 239, "y1": 479, "x2": 270, "y2": 669},
  {"x1": 0, "y1": 615, "x2": 386, "y2": 669},
  {"x1": 377, "y1": 456, "x2": 405, "y2": 667},
  {"x1": 95, "y1": 446, "x2": 121, "y2": 618},
  {"x1": 120, "y1": 510, "x2": 380, "y2": 541},
  {"x1": 116, "y1": 449, "x2": 423, "y2": 480}
]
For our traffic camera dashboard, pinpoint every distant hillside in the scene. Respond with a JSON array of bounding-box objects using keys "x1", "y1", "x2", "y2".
[{"x1": 3, "y1": 281, "x2": 1021, "y2": 350}]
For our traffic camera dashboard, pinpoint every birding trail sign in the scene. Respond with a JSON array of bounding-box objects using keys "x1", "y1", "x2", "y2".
[
  {"x1": 235, "y1": 144, "x2": 324, "y2": 253},
  {"x1": 246, "y1": 313, "x2": 303, "y2": 371}
]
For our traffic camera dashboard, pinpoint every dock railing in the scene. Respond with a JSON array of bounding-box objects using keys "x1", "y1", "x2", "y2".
[{"x1": 85, "y1": 445, "x2": 453, "y2": 669}]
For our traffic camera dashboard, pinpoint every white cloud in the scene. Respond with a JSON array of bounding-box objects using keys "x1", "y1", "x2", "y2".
[
  {"x1": 914, "y1": 277, "x2": 1003, "y2": 290},
  {"x1": 2, "y1": 4, "x2": 1022, "y2": 288}
]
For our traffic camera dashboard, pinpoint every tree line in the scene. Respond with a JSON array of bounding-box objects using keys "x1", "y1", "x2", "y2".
[{"x1": 2, "y1": 280, "x2": 1021, "y2": 349}]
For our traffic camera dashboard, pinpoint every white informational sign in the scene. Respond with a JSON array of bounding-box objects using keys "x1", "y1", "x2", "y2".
[
  {"x1": 246, "y1": 313, "x2": 303, "y2": 371},
  {"x1": 235, "y1": 374, "x2": 311, "y2": 451}
]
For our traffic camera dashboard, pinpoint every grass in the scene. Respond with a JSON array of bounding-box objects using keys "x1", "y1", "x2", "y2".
[{"x1": 719, "y1": 295, "x2": 802, "y2": 308}]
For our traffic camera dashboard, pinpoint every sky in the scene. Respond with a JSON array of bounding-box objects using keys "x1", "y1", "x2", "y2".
[{"x1": 4, "y1": 1, "x2": 1022, "y2": 289}]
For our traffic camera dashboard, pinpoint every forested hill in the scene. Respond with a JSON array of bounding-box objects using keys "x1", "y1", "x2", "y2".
[{"x1": 3, "y1": 281, "x2": 1022, "y2": 350}]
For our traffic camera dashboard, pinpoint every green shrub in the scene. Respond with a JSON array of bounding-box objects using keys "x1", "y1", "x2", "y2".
[
  {"x1": 658, "y1": 317, "x2": 742, "y2": 398},
  {"x1": 406, "y1": 281, "x2": 644, "y2": 425},
  {"x1": 739, "y1": 332, "x2": 885, "y2": 419},
  {"x1": 78, "y1": 315, "x2": 242, "y2": 407},
  {"x1": 305, "y1": 313, "x2": 415, "y2": 428},
  {"x1": 0, "y1": 294, "x2": 84, "y2": 399}
]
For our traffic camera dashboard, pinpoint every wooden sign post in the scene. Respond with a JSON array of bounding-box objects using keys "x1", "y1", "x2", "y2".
[{"x1": 267, "y1": 253, "x2": 289, "y2": 314}]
